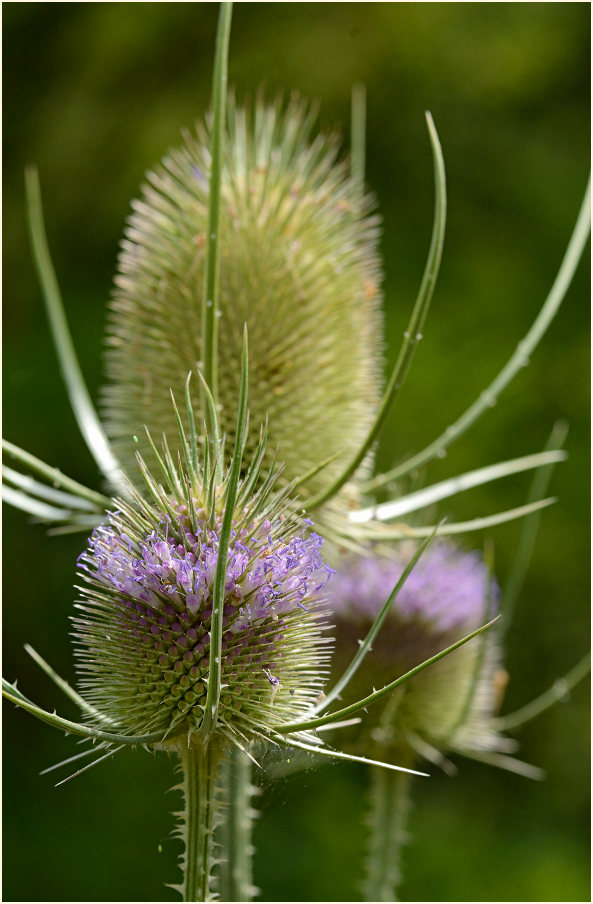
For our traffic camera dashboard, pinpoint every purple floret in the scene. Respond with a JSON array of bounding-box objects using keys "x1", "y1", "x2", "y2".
[
  {"x1": 81, "y1": 509, "x2": 331, "y2": 628},
  {"x1": 329, "y1": 541, "x2": 499, "y2": 634}
]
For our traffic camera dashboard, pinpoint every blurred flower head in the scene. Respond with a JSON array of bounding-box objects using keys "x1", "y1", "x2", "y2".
[
  {"x1": 328, "y1": 542, "x2": 510, "y2": 765},
  {"x1": 102, "y1": 97, "x2": 383, "y2": 500}
]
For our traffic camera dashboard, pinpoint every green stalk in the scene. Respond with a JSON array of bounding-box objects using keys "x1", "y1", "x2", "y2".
[
  {"x1": 350, "y1": 83, "x2": 366, "y2": 189},
  {"x1": 200, "y1": 331, "x2": 248, "y2": 743},
  {"x1": 178, "y1": 740, "x2": 224, "y2": 902},
  {"x1": 363, "y1": 766, "x2": 414, "y2": 901},
  {"x1": 201, "y1": 1, "x2": 232, "y2": 419},
  {"x1": 217, "y1": 747, "x2": 256, "y2": 901}
]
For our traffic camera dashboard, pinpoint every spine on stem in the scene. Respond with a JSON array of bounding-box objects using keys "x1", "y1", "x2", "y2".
[
  {"x1": 363, "y1": 766, "x2": 414, "y2": 902},
  {"x1": 217, "y1": 747, "x2": 258, "y2": 902},
  {"x1": 173, "y1": 741, "x2": 224, "y2": 902}
]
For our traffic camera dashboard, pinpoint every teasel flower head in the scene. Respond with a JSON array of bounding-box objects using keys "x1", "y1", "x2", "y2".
[
  {"x1": 73, "y1": 408, "x2": 333, "y2": 750},
  {"x1": 102, "y1": 95, "x2": 383, "y2": 502},
  {"x1": 328, "y1": 541, "x2": 511, "y2": 766}
]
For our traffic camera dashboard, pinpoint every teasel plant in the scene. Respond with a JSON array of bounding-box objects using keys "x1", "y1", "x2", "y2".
[
  {"x1": 3, "y1": 3, "x2": 590, "y2": 901},
  {"x1": 326, "y1": 452, "x2": 591, "y2": 900}
]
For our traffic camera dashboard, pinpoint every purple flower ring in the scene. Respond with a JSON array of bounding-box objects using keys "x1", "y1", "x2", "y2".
[
  {"x1": 328, "y1": 541, "x2": 507, "y2": 762},
  {"x1": 74, "y1": 500, "x2": 333, "y2": 743}
]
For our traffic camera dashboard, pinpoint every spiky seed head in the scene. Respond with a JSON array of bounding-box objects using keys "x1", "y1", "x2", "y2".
[
  {"x1": 328, "y1": 541, "x2": 509, "y2": 762},
  {"x1": 73, "y1": 459, "x2": 333, "y2": 748},
  {"x1": 101, "y1": 97, "x2": 383, "y2": 499}
]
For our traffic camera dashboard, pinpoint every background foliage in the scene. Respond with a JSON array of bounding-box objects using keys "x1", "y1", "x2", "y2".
[{"x1": 3, "y1": 3, "x2": 589, "y2": 901}]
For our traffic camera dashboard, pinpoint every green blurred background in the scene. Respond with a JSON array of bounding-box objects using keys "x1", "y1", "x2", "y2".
[{"x1": 3, "y1": 3, "x2": 589, "y2": 901}]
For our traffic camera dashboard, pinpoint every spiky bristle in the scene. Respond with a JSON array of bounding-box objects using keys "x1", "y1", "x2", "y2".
[
  {"x1": 102, "y1": 97, "x2": 383, "y2": 500},
  {"x1": 73, "y1": 447, "x2": 333, "y2": 748}
]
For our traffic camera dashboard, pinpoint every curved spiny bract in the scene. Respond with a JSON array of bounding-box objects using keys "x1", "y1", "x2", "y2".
[{"x1": 102, "y1": 96, "x2": 384, "y2": 500}]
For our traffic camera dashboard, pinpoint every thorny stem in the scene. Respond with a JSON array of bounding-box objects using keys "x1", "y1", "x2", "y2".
[
  {"x1": 363, "y1": 766, "x2": 414, "y2": 902},
  {"x1": 217, "y1": 747, "x2": 256, "y2": 901},
  {"x1": 179, "y1": 740, "x2": 223, "y2": 902}
]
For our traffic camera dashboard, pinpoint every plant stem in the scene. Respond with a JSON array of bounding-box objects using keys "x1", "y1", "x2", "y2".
[
  {"x1": 350, "y1": 83, "x2": 366, "y2": 190},
  {"x1": 217, "y1": 747, "x2": 256, "y2": 901},
  {"x1": 201, "y1": 1, "x2": 232, "y2": 416},
  {"x1": 363, "y1": 766, "x2": 414, "y2": 902},
  {"x1": 179, "y1": 740, "x2": 224, "y2": 902}
]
